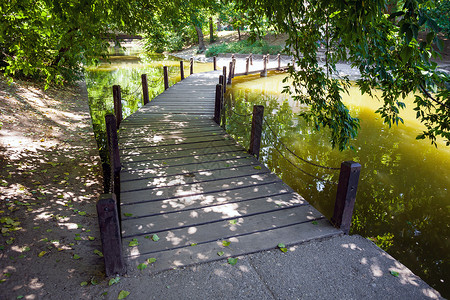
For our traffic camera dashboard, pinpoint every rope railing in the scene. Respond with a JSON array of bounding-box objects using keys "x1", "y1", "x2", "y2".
[{"x1": 263, "y1": 117, "x2": 341, "y2": 171}]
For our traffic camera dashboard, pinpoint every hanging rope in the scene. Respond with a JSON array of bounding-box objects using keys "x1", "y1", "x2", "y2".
[
  {"x1": 231, "y1": 109, "x2": 253, "y2": 118},
  {"x1": 263, "y1": 117, "x2": 340, "y2": 170},
  {"x1": 263, "y1": 129, "x2": 338, "y2": 185}
]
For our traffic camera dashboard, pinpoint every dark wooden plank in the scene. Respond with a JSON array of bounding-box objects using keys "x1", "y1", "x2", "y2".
[
  {"x1": 121, "y1": 182, "x2": 300, "y2": 218},
  {"x1": 121, "y1": 203, "x2": 320, "y2": 239},
  {"x1": 120, "y1": 173, "x2": 284, "y2": 204}
]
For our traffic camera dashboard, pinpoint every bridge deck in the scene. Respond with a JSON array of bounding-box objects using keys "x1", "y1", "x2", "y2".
[{"x1": 118, "y1": 71, "x2": 342, "y2": 272}]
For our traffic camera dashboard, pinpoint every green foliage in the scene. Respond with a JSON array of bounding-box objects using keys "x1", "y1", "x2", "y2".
[
  {"x1": 206, "y1": 39, "x2": 282, "y2": 57},
  {"x1": 235, "y1": 0, "x2": 450, "y2": 149},
  {"x1": 427, "y1": 0, "x2": 450, "y2": 37}
]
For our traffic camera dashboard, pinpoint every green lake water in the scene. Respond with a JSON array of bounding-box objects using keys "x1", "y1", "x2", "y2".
[{"x1": 85, "y1": 50, "x2": 449, "y2": 297}]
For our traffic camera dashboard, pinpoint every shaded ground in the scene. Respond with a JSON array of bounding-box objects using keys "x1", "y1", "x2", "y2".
[{"x1": 0, "y1": 78, "x2": 104, "y2": 298}]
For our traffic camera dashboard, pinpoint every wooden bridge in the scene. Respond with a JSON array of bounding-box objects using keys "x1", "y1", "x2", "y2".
[{"x1": 97, "y1": 60, "x2": 360, "y2": 275}]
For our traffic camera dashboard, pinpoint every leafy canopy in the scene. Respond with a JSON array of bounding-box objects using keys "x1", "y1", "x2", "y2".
[{"x1": 235, "y1": 0, "x2": 450, "y2": 149}]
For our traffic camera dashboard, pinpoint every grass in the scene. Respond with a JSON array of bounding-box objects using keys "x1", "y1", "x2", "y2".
[{"x1": 205, "y1": 39, "x2": 283, "y2": 57}]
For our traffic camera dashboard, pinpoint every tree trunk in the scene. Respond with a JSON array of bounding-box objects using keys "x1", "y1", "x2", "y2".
[
  {"x1": 195, "y1": 25, "x2": 206, "y2": 53},
  {"x1": 238, "y1": 27, "x2": 241, "y2": 41},
  {"x1": 209, "y1": 17, "x2": 214, "y2": 43}
]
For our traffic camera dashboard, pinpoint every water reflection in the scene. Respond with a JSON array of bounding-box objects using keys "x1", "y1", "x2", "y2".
[{"x1": 225, "y1": 83, "x2": 450, "y2": 297}]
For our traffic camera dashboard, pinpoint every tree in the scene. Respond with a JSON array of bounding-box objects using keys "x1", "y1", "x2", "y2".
[
  {"x1": 234, "y1": 0, "x2": 450, "y2": 149},
  {"x1": 0, "y1": 0, "x2": 147, "y2": 86}
]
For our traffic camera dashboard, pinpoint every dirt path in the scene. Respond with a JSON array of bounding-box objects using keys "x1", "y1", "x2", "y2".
[{"x1": 0, "y1": 78, "x2": 104, "y2": 298}]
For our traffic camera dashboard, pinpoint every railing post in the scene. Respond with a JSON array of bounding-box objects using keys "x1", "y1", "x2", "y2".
[
  {"x1": 227, "y1": 61, "x2": 233, "y2": 84},
  {"x1": 232, "y1": 58, "x2": 236, "y2": 78},
  {"x1": 141, "y1": 74, "x2": 149, "y2": 105},
  {"x1": 180, "y1": 61, "x2": 185, "y2": 80},
  {"x1": 250, "y1": 53, "x2": 253, "y2": 65},
  {"x1": 219, "y1": 75, "x2": 224, "y2": 97},
  {"x1": 105, "y1": 114, "x2": 121, "y2": 209},
  {"x1": 112, "y1": 85, "x2": 122, "y2": 128},
  {"x1": 190, "y1": 57, "x2": 194, "y2": 75},
  {"x1": 249, "y1": 105, "x2": 264, "y2": 159},
  {"x1": 214, "y1": 84, "x2": 222, "y2": 124},
  {"x1": 261, "y1": 55, "x2": 268, "y2": 77},
  {"x1": 213, "y1": 56, "x2": 217, "y2": 71},
  {"x1": 223, "y1": 66, "x2": 227, "y2": 93},
  {"x1": 245, "y1": 57, "x2": 249, "y2": 75},
  {"x1": 266, "y1": 54, "x2": 270, "y2": 63},
  {"x1": 277, "y1": 53, "x2": 281, "y2": 70},
  {"x1": 96, "y1": 193, "x2": 126, "y2": 276},
  {"x1": 163, "y1": 66, "x2": 169, "y2": 90},
  {"x1": 331, "y1": 161, "x2": 361, "y2": 234}
]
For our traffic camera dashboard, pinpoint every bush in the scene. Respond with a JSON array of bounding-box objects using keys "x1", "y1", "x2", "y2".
[{"x1": 205, "y1": 39, "x2": 283, "y2": 57}]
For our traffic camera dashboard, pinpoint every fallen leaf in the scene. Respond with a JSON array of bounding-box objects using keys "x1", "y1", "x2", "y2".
[
  {"x1": 253, "y1": 166, "x2": 262, "y2": 170},
  {"x1": 38, "y1": 251, "x2": 47, "y2": 257},
  {"x1": 128, "y1": 238, "x2": 139, "y2": 247},
  {"x1": 227, "y1": 257, "x2": 238, "y2": 265},
  {"x1": 312, "y1": 221, "x2": 318, "y2": 225},
  {"x1": 222, "y1": 240, "x2": 231, "y2": 247},
  {"x1": 229, "y1": 219, "x2": 237, "y2": 225},
  {"x1": 123, "y1": 213, "x2": 133, "y2": 217},
  {"x1": 88, "y1": 236, "x2": 95, "y2": 241},
  {"x1": 80, "y1": 281, "x2": 88, "y2": 287},
  {"x1": 118, "y1": 290, "x2": 130, "y2": 299},
  {"x1": 108, "y1": 276, "x2": 120, "y2": 286},
  {"x1": 151, "y1": 234, "x2": 160, "y2": 242},
  {"x1": 217, "y1": 251, "x2": 224, "y2": 256},
  {"x1": 73, "y1": 254, "x2": 81, "y2": 260},
  {"x1": 390, "y1": 270, "x2": 399, "y2": 277},
  {"x1": 190, "y1": 243, "x2": 197, "y2": 246},
  {"x1": 94, "y1": 249, "x2": 103, "y2": 257},
  {"x1": 137, "y1": 263, "x2": 147, "y2": 271},
  {"x1": 147, "y1": 258, "x2": 156, "y2": 264}
]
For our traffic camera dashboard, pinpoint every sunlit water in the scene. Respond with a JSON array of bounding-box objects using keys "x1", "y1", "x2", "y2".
[
  {"x1": 84, "y1": 50, "x2": 449, "y2": 296},
  {"x1": 226, "y1": 72, "x2": 449, "y2": 297}
]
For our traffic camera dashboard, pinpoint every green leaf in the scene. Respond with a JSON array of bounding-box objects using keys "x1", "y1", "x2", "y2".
[
  {"x1": 312, "y1": 221, "x2": 318, "y2": 225},
  {"x1": 390, "y1": 270, "x2": 399, "y2": 277},
  {"x1": 217, "y1": 251, "x2": 224, "y2": 256},
  {"x1": 227, "y1": 257, "x2": 238, "y2": 265},
  {"x1": 108, "y1": 276, "x2": 120, "y2": 286},
  {"x1": 280, "y1": 247, "x2": 288, "y2": 252},
  {"x1": 137, "y1": 263, "x2": 148, "y2": 270},
  {"x1": 73, "y1": 254, "x2": 81, "y2": 260},
  {"x1": 222, "y1": 240, "x2": 231, "y2": 247},
  {"x1": 80, "y1": 281, "x2": 88, "y2": 286},
  {"x1": 38, "y1": 251, "x2": 47, "y2": 257},
  {"x1": 277, "y1": 243, "x2": 285, "y2": 248},
  {"x1": 190, "y1": 243, "x2": 197, "y2": 246},
  {"x1": 78, "y1": 211, "x2": 86, "y2": 216},
  {"x1": 123, "y1": 213, "x2": 133, "y2": 217},
  {"x1": 88, "y1": 236, "x2": 95, "y2": 241},
  {"x1": 147, "y1": 257, "x2": 156, "y2": 264},
  {"x1": 118, "y1": 290, "x2": 130, "y2": 299},
  {"x1": 151, "y1": 234, "x2": 160, "y2": 242},
  {"x1": 253, "y1": 166, "x2": 262, "y2": 170},
  {"x1": 229, "y1": 219, "x2": 237, "y2": 225},
  {"x1": 94, "y1": 249, "x2": 104, "y2": 257},
  {"x1": 128, "y1": 238, "x2": 139, "y2": 247}
]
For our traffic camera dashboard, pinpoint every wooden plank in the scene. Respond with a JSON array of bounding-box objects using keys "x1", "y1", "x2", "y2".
[
  {"x1": 120, "y1": 140, "x2": 240, "y2": 157},
  {"x1": 124, "y1": 219, "x2": 341, "y2": 274},
  {"x1": 121, "y1": 150, "x2": 251, "y2": 172},
  {"x1": 121, "y1": 204, "x2": 320, "y2": 239},
  {"x1": 120, "y1": 173, "x2": 284, "y2": 204},
  {"x1": 119, "y1": 131, "x2": 226, "y2": 147},
  {"x1": 121, "y1": 182, "x2": 300, "y2": 217},
  {"x1": 120, "y1": 163, "x2": 269, "y2": 191},
  {"x1": 119, "y1": 135, "x2": 233, "y2": 151},
  {"x1": 120, "y1": 143, "x2": 243, "y2": 162}
]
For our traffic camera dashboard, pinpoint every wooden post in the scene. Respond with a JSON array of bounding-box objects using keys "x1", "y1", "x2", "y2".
[
  {"x1": 112, "y1": 85, "x2": 122, "y2": 128},
  {"x1": 277, "y1": 54, "x2": 281, "y2": 70},
  {"x1": 250, "y1": 53, "x2": 253, "y2": 65},
  {"x1": 180, "y1": 61, "x2": 185, "y2": 80},
  {"x1": 227, "y1": 61, "x2": 233, "y2": 84},
  {"x1": 266, "y1": 54, "x2": 270, "y2": 63},
  {"x1": 190, "y1": 57, "x2": 194, "y2": 75},
  {"x1": 213, "y1": 56, "x2": 217, "y2": 71},
  {"x1": 261, "y1": 55, "x2": 268, "y2": 77},
  {"x1": 223, "y1": 66, "x2": 227, "y2": 93},
  {"x1": 245, "y1": 57, "x2": 249, "y2": 75},
  {"x1": 105, "y1": 114, "x2": 121, "y2": 209},
  {"x1": 214, "y1": 84, "x2": 222, "y2": 124},
  {"x1": 163, "y1": 66, "x2": 169, "y2": 90},
  {"x1": 97, "y1": 194, "x2": 126, "y2": 276},
  {"x1": 141, "y1": 74, "x2": 149, "y2": 105},
  {"x1": 232, "y1": 58, "x2": 236, "y2": 78},
  {"x1": 249, "y1": 105, "x2": 264, "y2": 159},
  {"x1": 331, "y1": 161, "x2": 361, "y2": 234},
  {"x1": 219, "y1": 75, "x2": 224, "y2": 97}
]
